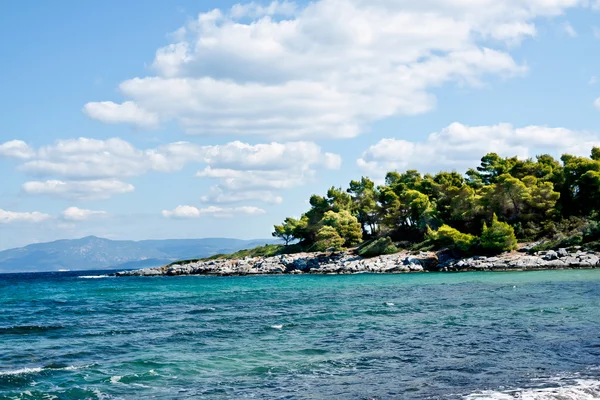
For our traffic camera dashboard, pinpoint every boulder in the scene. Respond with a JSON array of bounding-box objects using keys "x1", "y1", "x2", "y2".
[{"x1": 557, "y1": 248, "x2": 569, "y2": 258}]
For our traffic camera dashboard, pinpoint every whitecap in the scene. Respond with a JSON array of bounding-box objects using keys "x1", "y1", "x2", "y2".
[
  {"x1": 79, "y1": 275, "x2": 112, "y2": 279},
  {"x1": 464, "y1": 378, "x2": 600, "y2": 399},
  {"x1": 0, "y1": 367, "x2": 43, "y2": 376},
  {"x1": 385, "y1": 302, "x2": 395, "y2": 307},
  {"x1": 0, "y1": 364, "x2": 91, "y2": 376},
  {"x1": 271, "y1": 325, "x2": 283, "y2": 330},
  {"x1": 110, "y1": 375, "x2": 122, "y2": 384}
]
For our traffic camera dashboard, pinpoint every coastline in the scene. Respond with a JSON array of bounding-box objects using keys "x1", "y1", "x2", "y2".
[{"x1": 115, "y1": 247, "x2": 600, "y2": 277}]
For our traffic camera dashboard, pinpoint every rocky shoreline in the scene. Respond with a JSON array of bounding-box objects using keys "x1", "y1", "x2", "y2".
[{"x1": 115, "y1": 247, "x2": 600, "y2": 277}]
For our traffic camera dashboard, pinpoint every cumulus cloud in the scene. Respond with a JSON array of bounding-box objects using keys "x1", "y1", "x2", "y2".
[
  {"x1": 3, "y1": 137, "x2": 339, "y2": 203},
  {"x1": 0, "y1": 209, "x2": 51, "y2": 224},
  {"x1": 0, "y1": 140, "x2": 35, "y2": 160},
  {"x1": 230, "y1": 1, "x2": 297, "y2": 18},
  {"x1": 594, "y1": 97, "x2": 600, "y2": 110},
  {"x1": 200, "y1": 187, "x2": 283, "y2": 204},
  {"x1": 22, "y1": 179, "x2": 135, "y2": 201},
  {"x1": 162, "y1": 205, "x2": 266, "y2": 219},
  {"x1": 82, "y1": 101, "x2": 159, "y2": 128},
  {"x1": 17, "y1": 137, "x2": 201, "y2": 179},
  {"x1": 80, "y1": 0, "x2": 597, "y2": 138},
  {"x1": 357, "y1": 122, "x2": 600, "y2": 177},
  {"x1": 61, "y1": 207, "x2": 107, "y2": 221}
]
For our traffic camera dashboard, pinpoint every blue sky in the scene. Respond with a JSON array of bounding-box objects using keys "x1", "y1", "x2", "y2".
[{"x1": 1, "y1": 0, "x2": 600, "y2": 250}]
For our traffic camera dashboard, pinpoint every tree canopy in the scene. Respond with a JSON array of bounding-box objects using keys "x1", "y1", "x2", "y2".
[{"x1": 273, "y1": 148, "x2": 600, "y2": 254}]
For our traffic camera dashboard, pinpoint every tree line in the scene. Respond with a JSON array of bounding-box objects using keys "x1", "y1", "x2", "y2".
[{"x1": 273, "y1": 148, "x2": 600, "y2": 255}]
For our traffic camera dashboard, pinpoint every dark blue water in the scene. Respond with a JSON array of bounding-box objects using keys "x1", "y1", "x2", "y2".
[{"x1": 1, "y1": 270, "x2": 600, "y2": 399}]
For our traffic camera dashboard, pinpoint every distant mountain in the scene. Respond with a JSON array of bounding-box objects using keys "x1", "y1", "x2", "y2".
[{"x1": 0, "y1": 236, "x2": 279, "y2": 273}]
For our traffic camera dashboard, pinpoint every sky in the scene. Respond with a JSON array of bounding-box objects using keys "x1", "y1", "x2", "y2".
[{"x1": 1, "y1": 0, "x2": 600, "y2": 250}]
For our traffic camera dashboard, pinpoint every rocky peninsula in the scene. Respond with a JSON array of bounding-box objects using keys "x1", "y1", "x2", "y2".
[{"x1": 115, "y1": 247, "x2": 600, "y2": 277}]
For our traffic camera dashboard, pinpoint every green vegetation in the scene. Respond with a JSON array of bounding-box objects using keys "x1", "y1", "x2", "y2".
[
  {"x1": 427, "y1": 225, "x2": 477, "y2": 253},
  {"x1": 480, "y1": 214, "x2": 519, "y2": 253},
  {"x1": 356, "y1": 237, "x2": 399, "y2": 258},
  {"x1": 167, "y1": 244, "x2": 297, "y2": 266},
  {"x1": 272, "y1": 148, "x2": 600, "y2": 256}
]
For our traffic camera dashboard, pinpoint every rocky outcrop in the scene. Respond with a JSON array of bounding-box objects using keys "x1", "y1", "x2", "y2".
[
  {"x1": 116, "y1": 251, "x2": 426, "y2": 277},
  {"x1": 115, "y1": 247, "x2": 600, "y2": 277},
  {"x1": 436, "y1": 247, "x2": 600, "y2": 272}
]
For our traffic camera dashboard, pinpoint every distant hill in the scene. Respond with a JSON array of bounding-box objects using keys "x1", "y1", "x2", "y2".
[{"x1": 0, "y1": 236, "x2": 279, "y2": 273}]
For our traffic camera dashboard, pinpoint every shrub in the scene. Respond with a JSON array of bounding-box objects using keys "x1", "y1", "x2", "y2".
[
  {"x1": 480, "y1": 214, "x2": 518, "y2": 253},
  {"x1": 357, "y1": 237, "x2": 399, "y2": 257},
  {"x1": 584, "y1": 220, "x2": 600, "y2": 242},
  {"x1": 314, "y1": 226, "x2": 345, "y2": 251},
  {"x1": 427, "y1": 225, "x2": 477, "y2": 253},
  {"x1": 321, "y1": 210, "x2": 363, "y2": 247}
]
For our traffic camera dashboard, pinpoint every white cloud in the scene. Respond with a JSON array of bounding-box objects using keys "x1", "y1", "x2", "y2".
[
  {"x1": 162, "y1": 205, "x2": 202, "y2": 219},
  {"x1": 594, "y1": 97, "x2": 600, "y2": 110},
  {"x1": 590, "y1": 76, "x2": 598, "y2": 85},
  {"x1": 0, "y1": 209, "x2": 51, "y2": 224},
  {"x1": 8, "y1": 137, "x2": 339, "y2": 203},
  {"x1": 195, "y1": 141, "x2": 341, "y2": 202},
  {"x1": 61, "y1": 207, "x2": 107, "y2": 221},
  {"x1": 562, "y1": 21, "x2": 578, "y2": 37},
  {"x1": 82, "y1": 101, "x2": 159, "y2": 128},
  {"x1": 80, "y1": 0, "x2": 598, "y2": 138},
  {"x1": 230, "y1": 1, "x2": 297, "y2": 19},
  {"x1": 22, "y1": 179, "x2": 135, "y2": 201},
  {"x1": 0, "y1": 140, "x2": 34, "y2": 160},
  {"x1": 162, "y1": 205, "x2": 266, "y2": 219},
  {"x1": 357, "y1": 122, "x2": 600, "y2": 177},
  {"x1": 18, "y1": 137, "x2": 202, "y2": 179},
  {"x1": 14, "y1": 138, "x2": 336, "y2": 177},
  {"x1": 201, "y1": 187, "x2": 283, "y2": 204},
  {"x1": 196, "y1": 167, "x2": 313, "y2": 190}
]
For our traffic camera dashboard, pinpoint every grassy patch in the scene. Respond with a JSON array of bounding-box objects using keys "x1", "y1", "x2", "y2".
[{"x1": 166, "y1": 243, "x2": 307, "y2": 267}]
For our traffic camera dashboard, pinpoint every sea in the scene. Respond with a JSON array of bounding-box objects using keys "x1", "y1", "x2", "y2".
[{"x1": 1, "y1": 269, "x2": 600, "y2": 399}]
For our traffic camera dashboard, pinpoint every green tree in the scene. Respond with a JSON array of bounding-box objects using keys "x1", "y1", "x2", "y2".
[
  {"x1": 561, "y1": 154, "x2": 600, "y2": 216},
  {"x1": 347, "y1": 177, "x2": 379, "y2": 236},
  {"x1": 321, "y1": 210, "x2": 363, "y2": 247},
  {"x1": 429, "y1": 172, "x2": 479, "y2": 232},
  {"x1": 481, "y1": 174, "x2": 531, "y2": 221},
  {"x1": 295, "y1": 195, "x2": 332, "y2": 244},
  {"x1": 385, "y1": 170, "x2": 422, "y2": 191},
  {"x1": 480, "y1": 214, "x2": 518, "y2": 253},
  {"x1": 577, "y1": 170, "x2": 600, "y2": 217},
  {"x1": 427, "y1": 225, "x2": 477, "y2": 253},
  {"x1": 326, "y1": 186, "x2": 353, "y2": 212},
  {"x1": 314, "y1": 226, "x2": 345, "y2": 251},
  {"x1": 399, "y1": 189, "x2": 431, "y2": 228},
  {"x1": 272, "y1": 217, "x2": 301, "y2": 245}
]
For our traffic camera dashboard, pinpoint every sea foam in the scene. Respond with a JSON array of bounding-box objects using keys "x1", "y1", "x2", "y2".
[
  {"x1": 464, "y1": 378, "x2": 600, "y2": 399},
  {"x1": 0, "y1": 367, "x2": 44, "y2": 376},
  {"x1": 0, "y1": 364, "x2": 90, "y2": 376}
]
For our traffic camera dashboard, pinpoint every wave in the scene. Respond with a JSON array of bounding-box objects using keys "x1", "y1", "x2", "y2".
[
  {"x1": 78, "y1": 275, "x2": 112, "y2": 279},
  {"x1": 0, "y1": 325, "x2": 64, "y2": 335},
  {"x1": 0, "y1": 364, "x2": 90, "y2": 376},
  {"x1": 0, "y1": 367, "x2": 43, "y2": 376},
  {"x1": 464, "y1": 378, "x2": 600, "y2": 399},
  {"x1": 187, "y1": 307, "x2": 217, "y2": 314}
]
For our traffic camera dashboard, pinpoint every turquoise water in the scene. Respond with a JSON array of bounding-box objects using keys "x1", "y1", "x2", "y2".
[{"x1": 1, "y1": 270, "x2": 600, "y2": 399}]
